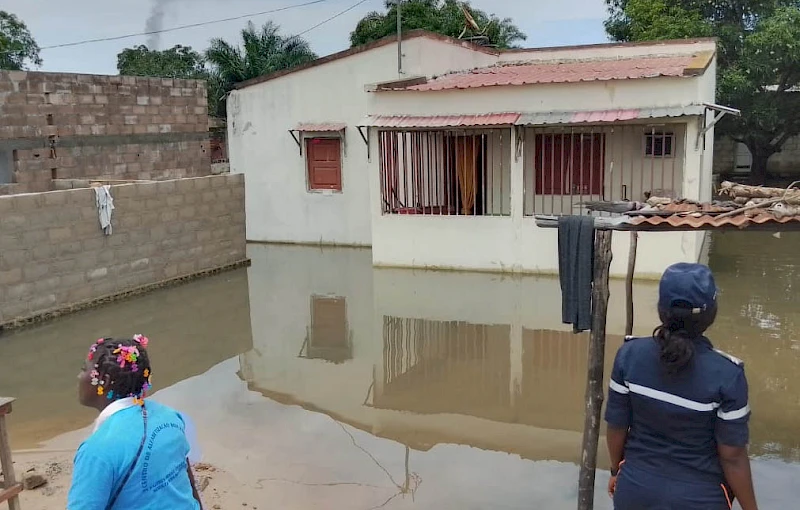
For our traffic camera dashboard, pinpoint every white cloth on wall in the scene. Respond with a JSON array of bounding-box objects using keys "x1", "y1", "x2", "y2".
[{"x1": 94, "y1": 185, "x2": 115, "y2": 236}]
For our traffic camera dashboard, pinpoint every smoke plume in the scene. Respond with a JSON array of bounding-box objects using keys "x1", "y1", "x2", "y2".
[{"x1": 145, "y1": 0, "x2": 176, "y2": 50}]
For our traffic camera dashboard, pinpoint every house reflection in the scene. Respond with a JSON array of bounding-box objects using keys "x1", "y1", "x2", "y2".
[
  {"x1": 301, "y1": 296, "x2": 352, "y2": 364},
  {"x1": 378, "y1": 318, "x2": 512, "y2": 421},
  {"x1": 241, "y1": 241, "x2": 800, "y2": 466},
  {"x1": 376, "y1": 316, "x2": 623, "y2": 435}
]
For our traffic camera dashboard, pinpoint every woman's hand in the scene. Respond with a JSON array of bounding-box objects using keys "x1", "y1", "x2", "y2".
[{"x1": 608, "y1": 475, "x2": 618, "y2": 499}]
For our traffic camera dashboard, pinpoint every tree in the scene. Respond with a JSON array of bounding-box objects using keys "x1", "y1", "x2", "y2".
[
  {"x1": 0, "y1": 11, "x2": 41, "y2": 70},
  {"x1": 117, "y1": 45, "x2": 206, "y2": 80},
  {"x1": 350, "y1": 0, "x2": 526, "y2": 49},
  {"x1": 206, "y1": 21, "x2": 317, "y2": 118},
  {"x1": 604, "y1": 1, "x2": 800, "y2": 184}
]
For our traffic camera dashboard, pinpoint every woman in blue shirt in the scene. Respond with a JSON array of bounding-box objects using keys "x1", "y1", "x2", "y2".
[
  {"x1": 68, "y1": 335, "x2": 203, "y2": 510},
  {"x1": 605, "y1": 263, "x2": 758, "y2": 510}
]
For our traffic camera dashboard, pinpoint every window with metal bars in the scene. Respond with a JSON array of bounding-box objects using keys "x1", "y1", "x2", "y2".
[
  {"x1": 378, "y1": 129, "x2": 511, "y2": 216},
  {"x1": 523, "y1": 125, "x2": 684, "y2": 216}
]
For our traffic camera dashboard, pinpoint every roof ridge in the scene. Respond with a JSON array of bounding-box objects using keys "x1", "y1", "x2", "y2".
[{"x1": 497, "y1": 53, "x2": 697, "y2": 67}]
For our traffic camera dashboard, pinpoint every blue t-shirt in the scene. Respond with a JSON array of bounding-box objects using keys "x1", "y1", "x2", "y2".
[
  {"x1": 604, "y1": 336, "x2": 750, "y2": 484},
  {"x1": 67, "y1": 400, "x2": 200, "y2": 510}
]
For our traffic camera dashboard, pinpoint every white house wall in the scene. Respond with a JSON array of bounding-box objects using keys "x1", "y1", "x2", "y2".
[{"x1": 228, "y1": 37, "x2": 497, "y2": 245}]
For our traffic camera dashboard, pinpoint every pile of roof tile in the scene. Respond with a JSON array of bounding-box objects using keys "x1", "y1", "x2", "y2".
[{"x1": 583, "y1": 181, "x2": 800, "y2": 220}]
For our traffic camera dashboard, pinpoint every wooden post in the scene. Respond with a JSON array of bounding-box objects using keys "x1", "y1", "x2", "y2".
[
  {"x1": 625, "y1": 232, "x2": 639, "y2": 337},
  {"x1": 0, "y1": 397, "x2": 22, "y2": 510},
  {"x1": 577, "y1": 230, "x2": 613, "y2": 510}
]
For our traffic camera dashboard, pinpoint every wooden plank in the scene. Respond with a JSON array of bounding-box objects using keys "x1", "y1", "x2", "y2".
[
  {"x1": 0, "y1": 484, "x2": 22, "y2": 505},
  {"x1": 577, "y1": 229, "x2": 613, "y2": 510},
  {"x1": 625, "y1": 232, "x2": 638, "y2": 337},
  {"x1": 0, "y1": 415, "x2": 18, "y2": 487}
]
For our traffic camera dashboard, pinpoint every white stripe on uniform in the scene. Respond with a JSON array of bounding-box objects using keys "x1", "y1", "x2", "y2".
[
  {"x1": 717, "y1": 405, "x2": 750, "y2": 421},
  {"x1": 627, "y1": 382, "x2": 720, "y2": 412},
  {"x1": 609, "y1": 379, "x2": 630, "y2": 394}
]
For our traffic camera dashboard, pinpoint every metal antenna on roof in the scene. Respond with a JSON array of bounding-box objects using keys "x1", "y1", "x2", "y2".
[
  {"x1": 393, "y1": 0, "x2": 404, "y2": 75},
  {"x1": 458, "y1": 3, "x2": 493, "y2": 47}
]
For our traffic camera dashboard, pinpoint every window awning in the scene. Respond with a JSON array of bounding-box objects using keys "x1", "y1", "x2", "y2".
[
  {"x1": 358, "y1": 113, "x2": 521, "y2": 128},
  {"x1": 516, "y1": 105, "x2": 705, "y2": 126},
  {"x1": 294, "y1": 122, "x2": 347, "y2": 132},
  {"x1": 289, "y1": 122, "x2": 347, "y2": 155}
]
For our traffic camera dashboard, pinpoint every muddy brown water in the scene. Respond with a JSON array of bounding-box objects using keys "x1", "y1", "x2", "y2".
[{"x1": 1, "y1": 232, "x2": 797, "y2": 508}]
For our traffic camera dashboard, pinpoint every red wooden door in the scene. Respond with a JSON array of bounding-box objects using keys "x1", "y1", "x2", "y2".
[
  {"x1": 534, "y1": 133, "x2": 604, "y2": 196},
  {"x1": 306, "y1": 138, "x2": 342, "y2": 190}
]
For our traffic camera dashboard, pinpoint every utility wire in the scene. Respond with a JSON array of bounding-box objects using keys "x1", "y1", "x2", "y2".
[
  {"x1": 297, "y1": 0, "x2": 372, "y2": 36},
  {"x1": 37, "y1": 0, "x2": 331, "y2": 51}
]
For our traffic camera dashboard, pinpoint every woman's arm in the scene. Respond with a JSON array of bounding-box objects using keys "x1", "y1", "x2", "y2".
[
  {"x1": 606, "y1": 426, "x2": 627, "y2": 472},
  {"x1": 186, "y1": 461, "x2": 203, "y2": 510},
  {"x1": 718, "y1": 445, "x2": 757, "y2": 510}
]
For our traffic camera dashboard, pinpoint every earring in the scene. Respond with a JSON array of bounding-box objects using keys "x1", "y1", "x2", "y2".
[
  {"x1": 97, "y1": 380, "x2": 104, "y2": 396},
  {"x1": 106, "y1": 390, "x2": 114, "y2": 400}
]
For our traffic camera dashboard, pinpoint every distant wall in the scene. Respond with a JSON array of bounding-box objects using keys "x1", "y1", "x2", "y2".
[
  {"x1": 0, "y1": 174, "x2": 246, "y2": 327},
  {"x1": 714, "y1": 135, "x2": 800, "y2": 176},
  {"x1": 0, "y1": 70, "x2": 211, "y2": 195}
]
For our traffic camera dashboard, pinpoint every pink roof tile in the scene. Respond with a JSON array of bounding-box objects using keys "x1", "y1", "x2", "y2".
[
  {"x1": 404, "y1": 56, "x2": 698, "y2": 92},
  {"x1": 295, "y1": 122, "x2": 347, "y2": 132},
  {"x1": 362, "y1": 113, "x2": 521, "y2": 128}
]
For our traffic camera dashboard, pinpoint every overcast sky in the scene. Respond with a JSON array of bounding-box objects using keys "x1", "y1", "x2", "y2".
[{"x1": 5, "y1": 0, "x2": 610, "y2": 75}]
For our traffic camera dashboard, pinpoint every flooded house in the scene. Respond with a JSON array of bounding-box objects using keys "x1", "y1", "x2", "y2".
[{"x1": 229, "y1": 32, "x2": 719, "y2": 277}]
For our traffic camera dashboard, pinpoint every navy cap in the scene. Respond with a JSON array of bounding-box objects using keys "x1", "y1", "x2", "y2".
[{"x1": 658, "y1": 263, "x2": 717, "y2": 313}]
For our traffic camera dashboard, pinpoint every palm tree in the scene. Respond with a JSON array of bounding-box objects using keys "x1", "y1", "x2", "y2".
[{"x1": 206, "y1": 21, "x2": 317, "y2": 117}]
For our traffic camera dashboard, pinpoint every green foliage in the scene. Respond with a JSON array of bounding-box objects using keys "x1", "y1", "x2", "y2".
[
  {"x1": 206, "y1": 21, "x2": 317, "y2": 117},
  {"x1": 623, "y1": 0, "x2": 713, "y2": 41},
  {"x1": 604, "y1": 1, "x2": 800, "y2": 182},
  {"x1": 117, "y1": 45, "x2": 206, "y2": 80},
  {"x1": 0, "y1": 11, "x2": 41, "y2": 70},
  {"x1": 350, "y1": 0, "x2": 525, "y2": 49}
]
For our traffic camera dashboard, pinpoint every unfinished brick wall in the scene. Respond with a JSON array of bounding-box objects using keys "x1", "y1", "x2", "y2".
[
  {"x1": 0, "y1": 71, "x2": 211, "y2": 195},
  {"x1": 0, "y1": 174, "x2": 246, "y2": 326}
]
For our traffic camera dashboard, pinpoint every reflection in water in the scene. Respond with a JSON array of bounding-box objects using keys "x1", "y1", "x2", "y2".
[
  {"x1": 380, "y1": 318, "x2": 511, "y2": 420},
  {"x1": 302, "y1": 295, "x2": 352, "y2": 364},
  {"x1": 0, "y1": 270, "x2": 253, "y2": 448},
  {"x1": 2, "y1": 233, "x2": 799, "y2": 508}
]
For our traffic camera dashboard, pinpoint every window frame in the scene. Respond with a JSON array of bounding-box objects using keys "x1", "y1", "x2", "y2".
[
  {"x1": 305, "y1": 136, "x2": 343, "y2": 193},
  {"x1": 644, "y1": 131, "x2": 675, "y2": 159}
]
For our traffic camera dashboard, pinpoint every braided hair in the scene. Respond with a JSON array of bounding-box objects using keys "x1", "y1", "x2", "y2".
[
  {"x1": 87, "y1": 335, "x2": 152, "y2": 403},
  {"x1": 653, "y1": 303, "x2": 717, "y2": 374}
]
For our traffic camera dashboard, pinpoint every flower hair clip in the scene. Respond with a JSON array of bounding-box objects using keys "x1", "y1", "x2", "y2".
[
  {"x1": 87, "y1": 338, "x2": 105, "y2": 361},
  {"x1": 113, "y1": 345, "x2": 139, "y2": 369},
  {"x1": 133, "y1": 334, "x2": 149, "y2": 349}
]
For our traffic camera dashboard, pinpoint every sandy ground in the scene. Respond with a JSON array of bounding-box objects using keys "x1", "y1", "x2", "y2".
[{"x1": 11, "y1": 451, "x2": 260, "y2": 510}]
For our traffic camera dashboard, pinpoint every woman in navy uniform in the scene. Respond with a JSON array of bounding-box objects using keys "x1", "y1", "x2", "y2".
[{"x1": 605, "y1": 263, "x2": 758, "y2": 510}]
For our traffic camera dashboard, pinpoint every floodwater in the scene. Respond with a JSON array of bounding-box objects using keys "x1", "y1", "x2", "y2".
[{"x1": 1, "y1": 232, "x2": 798, "y2": 508}]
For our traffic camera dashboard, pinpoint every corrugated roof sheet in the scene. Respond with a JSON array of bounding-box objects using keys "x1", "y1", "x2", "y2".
[
  {"x1": 402, "y1": 55, "x2": 699, "y2": 92},
  {"x1": 295, "y1": 122, "x2": 347, "y2": 132},
  {"x1": 517, "y1": 105, "x2": 704, "y2": 126},
  {"x1": 627, "y1": 212, "x2": 800, "y2": 230},
  {"x1": 359, "y1": 113, "x2": 521, "y2": 128}
]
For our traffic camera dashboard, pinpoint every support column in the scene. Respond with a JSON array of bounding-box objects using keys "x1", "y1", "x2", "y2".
[
  {"x1": 577, "y1": 230, "x2": 613, "y2": 510},
  {"x1": 510, "y1": 127, "x2": 525, "y2": 222},
  {"x1": 509, "y1": 320, "x2": 523, "y2": 408}
]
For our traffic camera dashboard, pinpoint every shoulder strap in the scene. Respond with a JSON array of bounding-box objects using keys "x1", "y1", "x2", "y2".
[
  {"x1": 713, "y1": 348, "x2": 744, "y2": 367},
  {"x1": 106, "y1": 404, "x2": 148, "y2": 510}
]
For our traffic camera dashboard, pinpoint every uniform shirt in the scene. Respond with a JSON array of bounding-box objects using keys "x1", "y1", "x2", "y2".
[
  {"x1": 67, "y1": 398, "x2": 200, "y2": 510},
  {"x1": 605, "y1": 336, "x2": 750, "y2": 484}
]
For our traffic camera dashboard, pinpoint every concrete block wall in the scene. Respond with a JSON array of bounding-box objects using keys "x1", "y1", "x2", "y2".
[
  {"x1": 0, "y1": 174, "x2": 246, "y2": 325},
  {"x1": 0, "y1": 71, "x2": 211, "y2": 195},
  {"x1": 714, "y1": 135, "x2": 800, "y2": 176}
]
